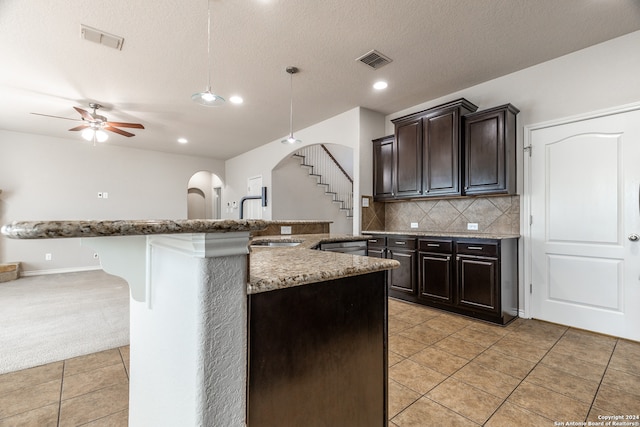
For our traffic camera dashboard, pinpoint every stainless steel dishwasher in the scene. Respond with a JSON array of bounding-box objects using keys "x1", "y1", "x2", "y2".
[{"x1": 318, "y1": 240, "x2": 367, "y2": 256}]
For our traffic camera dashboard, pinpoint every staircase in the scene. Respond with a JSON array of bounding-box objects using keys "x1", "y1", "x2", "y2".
[{"x1": 292, "y1": 145, "x2": 353, "y2": 218}]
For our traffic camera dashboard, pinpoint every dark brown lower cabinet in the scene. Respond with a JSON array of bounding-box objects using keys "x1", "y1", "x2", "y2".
[
  {"x1": 368, "y1": 233, "x2": 518, "y2": 325},
  {"x1": 418, "y1": 239, "x2": 454, "y2": 304},
  {"x1": 247, "y1": 272, "x2": 388, "y2": 427},
  {"x1": 454, "y1": 239, "x2": 518, "y2": 324},
  {"x1": 386, "y1": 237, "x2": 417, "y2": 301}
]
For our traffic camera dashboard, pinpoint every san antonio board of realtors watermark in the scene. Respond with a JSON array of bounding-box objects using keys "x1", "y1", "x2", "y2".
[{"x1": 554, "y1": 414, "x2": 640, "y2": 426}]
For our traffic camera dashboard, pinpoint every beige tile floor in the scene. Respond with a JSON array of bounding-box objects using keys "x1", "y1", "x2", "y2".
[
  {"x1": 388, "y1": 299, "x2": 640, "y2": 426},
  {"x1": 1, "y1": 299, "x2": 639, "y2": 426}
]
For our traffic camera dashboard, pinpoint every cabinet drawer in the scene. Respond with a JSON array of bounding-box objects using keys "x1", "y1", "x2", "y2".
[
  {"x1": 387, "y1": 237, "x2": 416, "y2": 250},
  {"x1": 456, "y1": 241, "x2": 498, "y2": 257},
  {"x1": 418, "y1": 239, "x2": 453, "y2": 253},
  {"x1": 366, "y1": 236, "x2": 386, "y2": 248}
]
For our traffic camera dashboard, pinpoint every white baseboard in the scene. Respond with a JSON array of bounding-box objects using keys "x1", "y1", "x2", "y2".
[{"x1": 20, "y1": 266, "x2": 103, "y2": 277}]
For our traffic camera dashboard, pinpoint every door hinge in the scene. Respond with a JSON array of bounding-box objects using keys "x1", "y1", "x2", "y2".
[
  {"x1": 524, "y1": 145, "x2": 532, "y2": 156},
  {"x1": 529, "y1": 215, "x2": 533, "y2": 225},
  {"x1": 530, "y1": 283, "x2": 533, "y2": 294}
]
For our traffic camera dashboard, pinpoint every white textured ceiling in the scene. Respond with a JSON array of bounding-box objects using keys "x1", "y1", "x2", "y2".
[{"x1": 1, "y1": 0, "x2": 639, "y2": 160}]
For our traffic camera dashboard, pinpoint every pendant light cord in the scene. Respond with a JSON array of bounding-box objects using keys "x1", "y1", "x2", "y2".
[
  {"x1": 206, "y1": 0, "x2": 212, "y2": 91},
  {"x1": 288, "y1": 71, "x2": 293, "y2": 137}
]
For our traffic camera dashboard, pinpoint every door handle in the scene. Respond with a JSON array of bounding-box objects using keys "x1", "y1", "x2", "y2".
[{"x1": 629, "y1": 234, "x2": 640, "y2": 242}]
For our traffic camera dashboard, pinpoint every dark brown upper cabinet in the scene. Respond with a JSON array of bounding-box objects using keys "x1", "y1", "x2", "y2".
[
  {"x1": 372, "y1": 135, "x2": 394, "y2": 199},
  {"x1": 394, "y1": 119, "x2": 423, "y2": 198},
  {"x1": 380, "y1": 99, "x2": 477, "y2": 201},
  {"x1": 463, "y1": 104, "x2": 520, "y2": 195}
]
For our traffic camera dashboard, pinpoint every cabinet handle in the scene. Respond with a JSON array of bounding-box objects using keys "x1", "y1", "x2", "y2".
[
  {"x1": 467, "y1": 246, "x2": 483, "y2": 250},
  {"x1": 368, "y1": 239, "x2": 378, "y2": 243},
  {"x1": 394, "y1": 241, "x2": 407, "y2": 245},
  {"x1": 427, "y1": 243, "x2": 440, "y2": 247}
]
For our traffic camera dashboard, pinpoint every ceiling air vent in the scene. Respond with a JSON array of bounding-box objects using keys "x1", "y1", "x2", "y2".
[
  {"x1": 356, "y1": 49, "x2": 392, "y2": 70},
  {"x1": 80, "y1": 24, "x2": 124, "y2": 50}
]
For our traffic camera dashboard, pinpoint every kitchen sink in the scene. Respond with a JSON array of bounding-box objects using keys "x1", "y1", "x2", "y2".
[{"x1": 251, "y1": 241, "x2": 301, "y2": 247}]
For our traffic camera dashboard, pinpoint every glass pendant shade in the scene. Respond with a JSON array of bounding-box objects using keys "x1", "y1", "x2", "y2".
[
  {"x1": 282, "y1": 134, "x2": 301, "y2": 144},
  {"x1": 192, "y1": 89, "x2": 225, "y2": 107}
]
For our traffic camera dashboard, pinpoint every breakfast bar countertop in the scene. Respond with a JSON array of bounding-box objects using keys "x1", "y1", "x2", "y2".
[
  {"x1": 0, "y1": 218, "x2": 269, "y2": 239},
  {"x1": 248, "y1": 233, "x2": 398, "y2": 294}
]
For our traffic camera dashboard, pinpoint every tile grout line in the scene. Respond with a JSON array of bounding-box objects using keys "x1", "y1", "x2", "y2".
[
  {"x1": 57, "y1": 361, "x2": 66, "y2": 427},
  {"x1": 474, "y1": 324, "x2": 568, "y2": 425},
  {"x1": 585, "y1": 338, "x2": 618, "y2": 422}
]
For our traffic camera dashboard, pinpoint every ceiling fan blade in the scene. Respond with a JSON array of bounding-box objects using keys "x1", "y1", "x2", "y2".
[
  {"x1": 74, "y1": 107, "x2": 94, "y2": 121},
  {"x1": 105, "y1": 121, "x2": 145, "y2": 129},
  {"x1": 104, "y1": 126, "x2": 135, "y2": 137},
  {"x1": 69, "y1": 124, "x2": 90, "y2": 132},
  {"x1": 31, "y1": 112, "x2": 82, "y2": 122}
]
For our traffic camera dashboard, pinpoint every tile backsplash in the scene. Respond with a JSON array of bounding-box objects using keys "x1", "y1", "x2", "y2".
[{"x1": 361, "y1": 195, "x2": 520, "y2": 235}]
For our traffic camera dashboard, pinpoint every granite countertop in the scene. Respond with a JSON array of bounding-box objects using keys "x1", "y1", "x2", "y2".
[
  {"x1": 248, "y1": 233, "x2": 399, "y2": 294},
  {"x1": 363, "y1": 230, "x2": 521, "y2": 240},
  {"x1": 0, "y1": 219, "x2": 269, "y2": 239}
]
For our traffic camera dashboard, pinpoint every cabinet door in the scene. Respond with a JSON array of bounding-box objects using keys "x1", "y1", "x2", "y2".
[
  {"x1": 419, "y1": 252, "x2": 453, "y2": 303},
  {"x1": 388, "y1": 249, "x2": 417, "y2": 295},
  {"x1": 464, "y1": 104, "x2": 518, "y2": 195},
  {"x1": 456, "y1": 255, "x2": 499, "y2": 314},
  {"x1": 372, "y1": 136, "x2": 394, "y2": 200},
  {"x1": 394, "y1": 120, "x2": 423, "y2": 197},
  {"x1": 424, "y1": 109, "x2": 460, "y2": 196}
]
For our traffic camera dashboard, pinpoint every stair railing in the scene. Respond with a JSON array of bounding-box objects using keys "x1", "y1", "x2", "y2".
[{"x1": 292, "y1": 145, "x2": 353, "y2": 218}]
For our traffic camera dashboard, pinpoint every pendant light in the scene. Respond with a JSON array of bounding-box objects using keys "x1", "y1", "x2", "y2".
[
  {"x1": 281, "y1": 66, "x2": 301, "y2": 144},
  {"x1": 192, "y1": 0, "x2": 224, "y2": 106}
]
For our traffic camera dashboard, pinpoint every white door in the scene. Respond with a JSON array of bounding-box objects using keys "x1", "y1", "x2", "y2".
[{"x1": 529, "y1": 107, "x2": 640, "y2": 342}]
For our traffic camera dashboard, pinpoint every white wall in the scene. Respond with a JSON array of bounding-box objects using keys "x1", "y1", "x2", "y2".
[
  {"x1": 272, "y1": 156, "x2": 352, "y2": 234},
  {"x1": 224, "y1": 108, "x2": 361, "y2": 230},
  {"x1": 0, "y1": 130, "x2": 224, "y2": 273}
]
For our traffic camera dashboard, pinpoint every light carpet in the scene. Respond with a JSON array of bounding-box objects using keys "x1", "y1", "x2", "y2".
[{"x1": 0, "y1": 269, "x2": 129, "y2": 374}]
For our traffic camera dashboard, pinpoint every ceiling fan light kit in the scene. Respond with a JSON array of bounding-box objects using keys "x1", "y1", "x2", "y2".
[
  {"x1": 32, "y1": 102, "x2": 144, "y2": 145},
  {"x1": 281, "y1": 66, "x2": 301, "y2": 144},
  {"x1": 192, "y1": 0, "x2": 225, "y2": 107}
]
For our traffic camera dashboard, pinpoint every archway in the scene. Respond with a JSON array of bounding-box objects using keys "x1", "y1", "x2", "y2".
[
  {"x1": 271, "y1": 143, "x2": 353, "y2": 234},
  {"x1": 187, "y1": 171, "x2": 223, "y2": 219}
]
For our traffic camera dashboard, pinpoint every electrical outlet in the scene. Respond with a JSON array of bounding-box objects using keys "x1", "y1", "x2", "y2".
[
  {"x1": 410, "y1": 222, "x2": 419, "y2": 229},
  {"x1": 103, "y1": 192, "x2": 108, "y2": 199},
  {"x1": 281, "y1": 226, "x2": 292, "y2": 235},
  {"x1": 467, "y1": 223, "x2": 479, "y2": 230},
  {"x1": 361, "y1": 197, "x2": 370, "y2": 208},
  {"x1": 45, "y1": 253, "x2": 52, "y2": 261}
]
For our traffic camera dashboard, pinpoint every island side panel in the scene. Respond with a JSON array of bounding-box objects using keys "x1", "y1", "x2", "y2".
[
  {"x1": 247, "y1": 271, "x2": 388, "y2": 427},
  {"x1": 129, "y1": 239, "x2": 248, "y2": 427}
]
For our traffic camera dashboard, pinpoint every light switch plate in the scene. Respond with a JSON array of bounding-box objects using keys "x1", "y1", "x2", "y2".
[
  {"x1": 467, "y1": 223, "x2": 479, "y2": 230},
  {"x1": 410, "y1": 222, "x2": 419, "y2": 229},
  {"x1": 281, "y1": 226, "x2": 292, "y2": 235}
]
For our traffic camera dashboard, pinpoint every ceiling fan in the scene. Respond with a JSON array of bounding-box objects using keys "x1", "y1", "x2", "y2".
[{"x1": 31, "y1": 103, "x2": 144, "y2": 143}]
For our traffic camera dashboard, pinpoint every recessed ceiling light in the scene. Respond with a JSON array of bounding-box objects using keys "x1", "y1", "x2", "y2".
[
  {"x1": 178, "y1": 138, "x2": 188, "y2": 144},
  {"x1": 373, "y1": 81, "x2": 388, "y2": 90},
  {"x1": 229, "y1": 96, "x2": 244, "y2": 104}
]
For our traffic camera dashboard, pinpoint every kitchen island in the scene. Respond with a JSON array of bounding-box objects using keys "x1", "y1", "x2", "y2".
[{"x1": 1, "y1": 220, "x2": 398, "y2": 427}]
